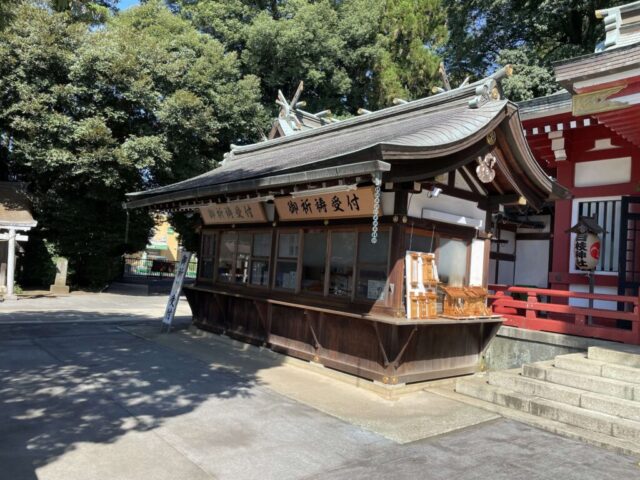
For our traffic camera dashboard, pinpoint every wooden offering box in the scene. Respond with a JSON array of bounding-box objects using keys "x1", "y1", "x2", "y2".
[{"x1": 442, "y1": 286, "x2": 492, "y2": 319}]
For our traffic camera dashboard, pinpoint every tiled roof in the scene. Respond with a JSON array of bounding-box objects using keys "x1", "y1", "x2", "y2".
[{"x1": 0, "y1": 182, "x2": 36, "y2": 228}]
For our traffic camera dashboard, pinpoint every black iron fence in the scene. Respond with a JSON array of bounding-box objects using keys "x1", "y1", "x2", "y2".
[{"x1": 122, "y1": 255, "x2": 198, "y2": 279}]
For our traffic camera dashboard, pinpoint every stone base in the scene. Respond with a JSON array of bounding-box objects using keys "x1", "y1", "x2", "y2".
[{"x1": 50, "y1": 284, "x2": 70, "y2": 295}]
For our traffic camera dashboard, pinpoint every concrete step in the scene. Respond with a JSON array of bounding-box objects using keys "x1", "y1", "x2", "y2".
[
  {"x1": 456, "y1": 376, "x2": 640, "y2": 443},
  {"x1": 489, "y1": 371, "x2": 583, "y2": 407},
  {"x1": 555, "y1": 353, "x2": 640, "y2": 384},
  {"x1": 438, "y1": 380, "x2": 640, "y2": 457},
  {"x1": 589, "y1": 346, "x2": 640, "y2": 368},
  {"x1": 489, "y1": 371, "x2": 640, "y2": 422},
  {"x1": 523, "y1": 363, "x2": 640, "y2": 402}
]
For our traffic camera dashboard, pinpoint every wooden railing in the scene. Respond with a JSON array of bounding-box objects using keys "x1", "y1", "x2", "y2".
[{"x1": 488, "y1": 285, "x2": 640, "y2": 345}]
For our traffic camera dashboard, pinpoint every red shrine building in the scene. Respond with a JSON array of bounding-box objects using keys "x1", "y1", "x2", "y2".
[{"x1": 495, "y1": 1, "x2": 640, "y2": 303}]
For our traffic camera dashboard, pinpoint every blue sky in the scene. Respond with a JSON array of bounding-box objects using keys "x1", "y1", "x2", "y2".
[{"x1": 118, "y1": 0, "x2": 140, "y2": 10}]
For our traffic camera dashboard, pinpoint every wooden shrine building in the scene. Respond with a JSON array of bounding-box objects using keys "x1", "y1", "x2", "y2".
[{"x1": 126, "y1": 68, "x2": 569, "y2": 385}]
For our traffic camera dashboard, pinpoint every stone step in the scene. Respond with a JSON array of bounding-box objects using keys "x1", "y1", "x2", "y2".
[
  {"x1": 523, "y1": 363, "x2": 640, "y2": 401},
  {"x1": 489, "y1": 371, "x2": 583, "y2": 407},
  {"x1": 456, "y1": 376, "x2": 640, "y2": 443},
  {"x1": 489, "y1": 371, "x2": 640, "y2": 422},
  {"x1": 588, "y1": 346, "x2": 640, "y2": 368},
  {"x1": 555, "y1": 353, "x2": 640, "y2": 384}
]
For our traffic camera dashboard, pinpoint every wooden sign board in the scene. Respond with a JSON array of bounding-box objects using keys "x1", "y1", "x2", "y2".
[
  {"x1": 200, "y1": 202, "x2": 267, "y2": 225},
  {"x1": 274, "y1": 186, "x2": 378, "y2": 221}
]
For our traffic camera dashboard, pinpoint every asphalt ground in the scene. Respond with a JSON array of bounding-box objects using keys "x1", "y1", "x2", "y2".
[{"x1": 1, "y1": 316, "x2": 639, "y2": 480}]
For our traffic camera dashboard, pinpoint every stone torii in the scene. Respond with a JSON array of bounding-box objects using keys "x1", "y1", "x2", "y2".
[{"x1": 0, "y1": 182, "x2": 37, "y2": 300}]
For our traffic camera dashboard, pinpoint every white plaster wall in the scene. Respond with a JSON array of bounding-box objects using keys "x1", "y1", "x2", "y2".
[
  {"x1": 382, "y1": 191, "x2": 395, "y2": 216},
  {"x1": 574, "y1": 157, "x2": 631, "y2": 187},
  {"x1": 498, "y1": 230, "x2": 516, "y2": 255},
  {"x1": 497, "y1": 260, "x2": 515, "y2": 285},
  {"x1": 469, "y1": 239, "x2": 485, "y2": 286},
  {"x1": 514, "y1": 240, "x2": 549, "y2": 288},
  {"x1": 408, "y1": 191, "x2": 485, "y2": 227},
  {"x1": 569, "y1": 284, "x2": 617, "y2": 310}
]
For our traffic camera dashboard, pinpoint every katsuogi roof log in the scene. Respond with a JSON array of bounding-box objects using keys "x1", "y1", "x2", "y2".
[{"x1": 127, "y1": 67, "x2": 570, "y2": 211}]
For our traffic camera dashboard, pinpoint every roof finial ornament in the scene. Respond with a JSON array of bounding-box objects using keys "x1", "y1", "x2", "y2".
[
  {"x1": 432, "y1": 62, "x2": 470, "y2": 94},
  {"x1": 275, "y1": 81, "x2": 305, "y2": 130},
  {"x1": 468, "y1": 78, "x2": 498, "y2": 109}
]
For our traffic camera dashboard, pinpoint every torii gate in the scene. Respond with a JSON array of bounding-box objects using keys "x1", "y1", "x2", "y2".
[{"x1": 0, "y1": 182, "x2": 37, "y2": 300}]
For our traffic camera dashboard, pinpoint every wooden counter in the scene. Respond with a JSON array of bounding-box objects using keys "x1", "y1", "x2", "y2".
[{"x1": 184, "y1": 285, "x2": 502, "y2": 384}]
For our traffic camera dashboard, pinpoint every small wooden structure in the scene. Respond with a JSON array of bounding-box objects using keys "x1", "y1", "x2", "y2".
[
  {"x1": 406, "y1": 252, "x2": 439, "y2": 320},
  {"x1": 126, "y1": 69, "x2": 569, "y2": 384}
]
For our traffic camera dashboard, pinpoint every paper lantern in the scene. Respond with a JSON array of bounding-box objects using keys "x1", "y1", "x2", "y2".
[{"x1": 575, "y1": 232, "x2": 600, "y2": 271}]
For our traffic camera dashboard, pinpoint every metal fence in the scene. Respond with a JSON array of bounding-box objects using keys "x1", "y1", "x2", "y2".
[{"x1": 122, "y1": 255, "x2": 198, "y2": 279}]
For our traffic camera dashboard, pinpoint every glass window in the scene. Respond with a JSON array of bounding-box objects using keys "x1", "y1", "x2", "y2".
[
  {"x1": 218, "y1": 232, "x2": 236, "y2": 282},
  {"x1": 405, "y1": 233, "x2": 434, "y2": 253},
  {"x1": 250, "y1": 233, "x2": 271, "y2": 286},
  {"x1": 199, "y1": 232, "x2": 216, "y2": 279},
  {"x1": 329, "y1": 232, "x2": 356, "y2": 297},
  {"x1": 437, "y1": 237, "x2": 468, "y2": 285},
  {"x1": 234, "y1": 233, "x2": 251, "y2": 283},
  {"x1": 275, "y1": 232, "x2": 299, "y2": 289},
  {"x1": 278, "y1": 233, "x2": 299, "y2": 258},
  {"x1": 301, "y1": 231, "x2": 327, "y2": 294},
  {"x1": 356, "y1": 231, "x2": 389, "y2": 300}
]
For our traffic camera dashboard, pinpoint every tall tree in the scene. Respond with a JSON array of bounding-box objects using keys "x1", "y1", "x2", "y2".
[
  {"x1": 0, "y1": 1, "x2": 265, "y2": 287},
  {"x1": 443, "y1": 0, "x2": 629, "y2": 101},
  {"x1": 166, "y1": 0, "x2": 448, "y2": 113}
]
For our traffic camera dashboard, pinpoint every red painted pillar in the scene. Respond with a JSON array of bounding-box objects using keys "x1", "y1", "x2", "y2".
[{"x1": 550, "y1": 161, "x2": 574, "y2": 292}]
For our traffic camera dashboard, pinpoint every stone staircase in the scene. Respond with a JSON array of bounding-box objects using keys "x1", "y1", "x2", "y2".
[{"x1": 455, "y1": 346, "x2": 640, "y2": 455}]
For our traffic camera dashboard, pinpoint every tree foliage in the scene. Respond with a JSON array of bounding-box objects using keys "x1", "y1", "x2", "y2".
[
  {"x1": 167, "y1": 0, "x2": 447, "y2": 114},
  {"x1": 0, "y1": 1, "x2": 265, "y2": 287},
  {"x1": 443, "y1": 0, "x2": 628, "y2": 101}
]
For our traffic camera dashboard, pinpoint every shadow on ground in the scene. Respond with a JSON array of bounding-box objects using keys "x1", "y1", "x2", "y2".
[{"x1": 0, "y1": 318, "x2": 277, "y2": 479}]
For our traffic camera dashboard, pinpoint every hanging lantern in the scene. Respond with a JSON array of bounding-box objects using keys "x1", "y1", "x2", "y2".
[{"x1": 567, "y1": 216, "x2": 605, "y2": 271}]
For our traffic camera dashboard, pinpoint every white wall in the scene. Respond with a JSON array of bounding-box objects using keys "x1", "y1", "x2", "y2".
[
  {"x1": 408, "y1": 191, "x2": 485, "y2": 228},
  {"x1": 574, "y1": 157, "x2": 631, "y2": 187},
  {"x1": 569, "y1": 284, "x2": 617, "y2": 310},
  {"x1": 469, "y1": 239, "x2": 485, "y2": 286},
  {"x1": 497, "y1": 260, "x2": 515, "y2": 285},
  {"x1": 514, "y1": 240, "x2": 549, "y2": 288}
]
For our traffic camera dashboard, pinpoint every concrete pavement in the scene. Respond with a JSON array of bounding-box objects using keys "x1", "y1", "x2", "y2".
[
  {"x1": 0, "y1": 290, "x2": 191, "y2": 324},
  {"x1": 1, "y1": 316, "x2": 639, "y2": 479}
]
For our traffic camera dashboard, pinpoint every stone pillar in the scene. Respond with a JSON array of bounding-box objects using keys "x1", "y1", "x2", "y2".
[
  {"x1": 6, "y1": 228, "x2": 16, "y2": 299},
  {"x1": 50, "y1": 257, "x2": 70, "y2": 295}
]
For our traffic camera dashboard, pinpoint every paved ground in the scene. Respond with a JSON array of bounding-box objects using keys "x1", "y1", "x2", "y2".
[
  {"x1": 1, "y1": 290, "x2": 191, "y2": 324},
  {"x1": 1, "y1": 292, "x2": 639, "y2": 479}
]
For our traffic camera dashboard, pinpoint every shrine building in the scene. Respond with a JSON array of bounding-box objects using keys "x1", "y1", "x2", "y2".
[
  {"x1": 126, "y1": 68, "x2": 569, "y2": 385},
  {"x1": 501, "y1": 1, "x2": 640, "y2": 303}
]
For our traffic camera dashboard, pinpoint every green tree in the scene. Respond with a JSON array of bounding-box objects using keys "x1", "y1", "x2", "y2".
[
  {"x1": 0, "y1": 1, "x2": 265, "y2": 287},
  {"x1": 167, "y1": 0, "x2": 447, "y2": 113},
  {"x1": 443, "y1": 0, "x2": 628, "y2": 101}
]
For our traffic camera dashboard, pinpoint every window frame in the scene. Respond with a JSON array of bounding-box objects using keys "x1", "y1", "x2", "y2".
[
  {"x1": 248, "y1": 231, "x2": 273, "y2": 288},
  {"x1": 326, "y1": 230, "x2": 358, "y2": 299},
  {"x1": 570, "y1": 196, "x2": 622, "y2": 275},
  {"x1": 217, "y1": 230, "x2": 237, "y2": 283},
  {"x1": 354, "y1": 227, "x2": 392, "y2": 304},
  {"x1": 272, "y1": 228, "x2": 302, "y2": 292},
  {"x1": 198, "y1": 230, "x2": 218, "y2": 281}
]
